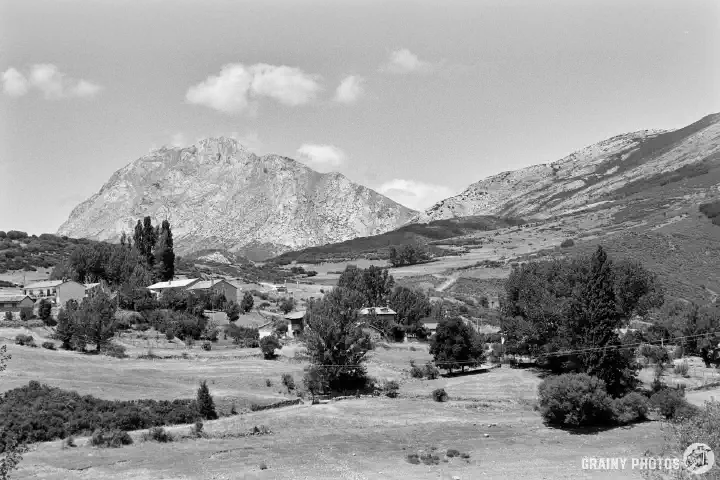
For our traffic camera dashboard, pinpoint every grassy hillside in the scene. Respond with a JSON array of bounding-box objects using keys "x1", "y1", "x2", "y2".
[
  {"x1": 0, "y1": 232, "x2": 102, "y2": 277},
  {"x1": 270, "y1": 215, "x2": 525, "y2": 264}
]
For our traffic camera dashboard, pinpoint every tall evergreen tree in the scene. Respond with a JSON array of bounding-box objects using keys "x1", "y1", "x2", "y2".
[
  {"x1": 196, "y1": 380, "x2": 218, "y2": 420},
  {"x1": 571, "y1": 246, "x2": 637, "y2": 396},
  {"x1": 141, "y1": 216, "x2": 157, "y2": 267},
  {"x1": 133, "y1": 220, "x2": 144, "y2": 256}
]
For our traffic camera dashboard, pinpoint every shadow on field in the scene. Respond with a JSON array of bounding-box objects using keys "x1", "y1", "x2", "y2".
[
  {"x1": 546, "y1": 422, "x2": 642, "y2": 436},
  {"x1": 442, "y1": 368, "x2": 493, "y2": 378}
]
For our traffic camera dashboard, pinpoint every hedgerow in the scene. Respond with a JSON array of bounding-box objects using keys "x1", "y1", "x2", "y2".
[{"x1": 0, "y1": 381, "x2": 199, "y2": 452}]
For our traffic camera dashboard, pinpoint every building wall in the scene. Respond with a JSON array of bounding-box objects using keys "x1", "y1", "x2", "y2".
[
  {"x1": 212, "y1": 282, "x2": 238, "y2": 303},
  {"x1": 0, "y1": 297, "x2": 34, "y2": 312},
  {"x1": 56, "y1": 282, "x2": 87, "y2": 307}
]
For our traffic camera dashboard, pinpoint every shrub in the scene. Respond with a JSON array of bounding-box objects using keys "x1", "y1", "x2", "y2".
[
  {"x1": 101, "y1": 343, "x2": 127, "y2": 359},
  {"x1": 409, "y1": 361, "x2": 424, "y2": 379},
  {"x1": 420, "y1": 452, "x2": 440, "y2": 465},
  {"x1": 3, "y1": 311, "x2": 12, "y2": 321},
  {"x1": 259, "y1": 462, "x2": 268, "y2": 470},
  {"x1": 19, "y1": 307, "x2": 33, "y2": 321},
  {"x1": 612, "y1": 392, "x2": 649, "y2": 424},
  {"x1": 63, "y1": 436, "x2": 76, "y2": 448},
  {"x1": 260, "y1": 335, "x2": 281, "y2": 360},
  {"x1": 42, "y1": 341, "x2": 56, "y2": 350},
  {"x1": 265, "y1": 378, "x2": 272, "y2": 387},
  {"x1": 201, "y1": 341, "x2": 212, "y2": 351},
  {"x1": 537, "y1": 373, "x2": 614, "y2": 427},
  {"x1": 423, "y1": 362, "x2": 440, "y2": 380},
  {"x1": 673, "y1": 360, "x2": 689, "y2": 377},
  {"x1": 90, "y1": 429, "x2": 133, "y2": 448},
  {"x1": 190, "y1": 420, "x2": 204, "y2": 438},
  {"x1": 406, "y1": 453, "x2": 420, "y2": 464},
  {"x1": 141, "y1": 426, "x2": 173, "y2": 443},
  {"x1": 650, "y1": 387, "x2": 692, "y2": 420},
  {"x1": 14, "y1": 334, "x2": 35, "y2": 347},
  {"x1": 560, "y1": 239, "x2": 575, "y2": 248},
  {"x1": 281, "y1": 373, "x2": 295, "y2": 391},
  {"x1": 383, "y1": 380, "x2": 400, "y2": 398},
  {"x1": 446, "y1": 448, "x2": 460, "y2": 457},
  {"x1": 432, "y1": 388, "x2": 448, "y2": 402}
]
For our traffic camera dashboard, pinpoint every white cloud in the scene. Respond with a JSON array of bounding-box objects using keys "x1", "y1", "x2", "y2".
[
  {"x1": 376, "y1": 179, "x2": 454, "y2": 211},
  {"x1": 250, "y1": 64, "x2": 321, "y2": 106},
  {"x1": 382, "y1": 48, "x2": 433, "y2": 74},
  {"x1": 2, "y1": 64, "x2": 102, "y2": 99},
  {"x1": 334, "y1": 75, "x2": 365, "y2": 104},
  {"x1": 296, "y1": 144, "x2": 346, "y2": 171},
  {"x1": 185, "y1": 64, "x2": 254, "y2": 114},
  {"x1": 2, "y1": 68, "x2": 29, "y2": 96},
  {"x1": 186, "y1": 63, "x2": 321, "y2": 114}
]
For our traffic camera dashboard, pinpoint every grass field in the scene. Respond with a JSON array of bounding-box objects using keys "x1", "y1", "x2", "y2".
[{"x1": 2, "y1": 327, "x2": 684, "y2": 480}]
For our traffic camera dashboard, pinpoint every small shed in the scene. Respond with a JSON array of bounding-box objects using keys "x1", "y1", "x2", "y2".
[
  {"x1": 186, "y1": 279, "x2": 239, "y2": 303},
  {"x1": 284, "y1": 310, "x2": 306, "y2": 337}
]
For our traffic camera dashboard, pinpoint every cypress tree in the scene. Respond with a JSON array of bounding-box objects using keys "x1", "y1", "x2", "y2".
[
  {"x1": 142, "y1": 217, "x2": 157, "y2": 267},
  {"x1": 196, "y1": 380, "x2": 218, "y2": 420},
  {"x1": 154, "y1": 220, "x2": 175, "y2": 282},
  {"x1": 133, "y1": 220, "x2": 144, "y2": 256}
]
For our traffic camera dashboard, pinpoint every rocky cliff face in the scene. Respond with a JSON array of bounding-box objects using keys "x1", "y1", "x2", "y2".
[
  {"x1": 57, "y1": 138, "x2": 417, "y2": 260},
  {"x1": 415, "y1": 113, "x2": 720, "y2": 222}
]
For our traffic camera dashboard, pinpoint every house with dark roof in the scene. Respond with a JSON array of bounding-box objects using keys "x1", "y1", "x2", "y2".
[
  {"x1": 186, "y1": 279, "x2": 238, "y2": 302},
  {"x1": 0, "y1": 294, "x2": 34, "y2": 312}
]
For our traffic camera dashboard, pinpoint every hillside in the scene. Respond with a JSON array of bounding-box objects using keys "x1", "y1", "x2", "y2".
[
  {"x1": 415, "y1": 113, "x2": 720, "y2": 222},
  {"x1": 269, "y1": 215, "x2": 525, "y2": 264},
  {"x1": 56, "y1": 138, "x2": 416, "y2": 261}
]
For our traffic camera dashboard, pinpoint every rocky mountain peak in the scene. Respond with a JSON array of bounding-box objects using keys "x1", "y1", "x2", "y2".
[{"x1": 57, "y1": 140, "x2": 417, "y2": 260}]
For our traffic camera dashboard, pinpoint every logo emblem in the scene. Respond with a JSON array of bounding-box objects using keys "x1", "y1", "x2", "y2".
[{"x1": 683, "y1": 443, "x2": 715, "y2": 475}]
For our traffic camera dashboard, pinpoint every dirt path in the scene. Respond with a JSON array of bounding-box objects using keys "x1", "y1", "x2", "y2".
[{"x1": 436, "y1": 275, "x2": 458, "y2": 292}]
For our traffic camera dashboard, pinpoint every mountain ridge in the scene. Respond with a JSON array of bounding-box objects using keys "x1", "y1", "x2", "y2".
[
  {"x1": 57, "y1": 137, "x2": 417, "y2": 260},
  {"x1": 414, "y1": 113, "x2": 720, "y2": 223}
]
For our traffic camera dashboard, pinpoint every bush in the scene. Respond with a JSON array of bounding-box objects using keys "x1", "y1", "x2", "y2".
[
  {"x1": 409, "y1": 361, "x2": 424, "y2": 379},
  {"x1": 19, "y1": 307, "x2": 33, "y2": 321},
  {"x1": 90, "y1": 429, "x2": 133, "y2": 448},
  {"x1": 650, "y1": 387, "x2": 692, "y2": 420},
  {"x1": 420, "y1": 452, "x2": 440, "y2": 465},
  {"x1": 201, "y1": 341, "x2": 212, "y2": 351},
  {"x1": 101, "y1": 343, "x2": 127, "y2": 359},
  {"x1": 560, "y1": 239, "x2": 575, "y2": 248},
  {"x1": 14, "y1": 334, "x2": 35, "y2": 347},
  {"x1": 141, "y1": 426, "x2": 173, "y2": 443},
  {"x1": 281, "y1": 373, "x2": 295, "y2": 391},
  {"x1": 432, "y1": 388, "x2": 448, "y2": 402},
  {"x1": 260, "y1": 335, "x2": 281, "y2": 360},
  {"x1": 612, "y1": 392, "x2": 649, "y2": 424},
  {"x1": 190, "y1": 420, "x2": 204, "y2": 438},
  {"x1": 423, "y1": 362, "x2": 440, "y2": 380},
  {"x1": 446, "y1": 448, "x2": 460, "y2": 458},
  {"x1": 63, "y1": 436, "x2": 76, "y2": 448},
  {"x1": 406, "y1": 453, "x2": 420, "y2": 464},
  {"x1": 42, "y1": 341, "x2": 56, "y2": 350},
  {"x1": 383, "y1": 380, "x2": 400, "y2": 398},
  {"x1": 673, "y1": 360, "x2": 689, "y2": 377},
  {"x1": 537, "y1": 373, "x2": 614, "y2": 427}
]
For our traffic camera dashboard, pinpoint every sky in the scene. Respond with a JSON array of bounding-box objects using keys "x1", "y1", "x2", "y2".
[{"x1": 1, "y1": 0, "x2": 718, "y2": 235}]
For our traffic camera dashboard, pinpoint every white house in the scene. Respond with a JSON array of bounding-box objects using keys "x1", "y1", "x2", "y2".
[{"x1": 23, "y1": 280, "x2": 87, "y2": 306}]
